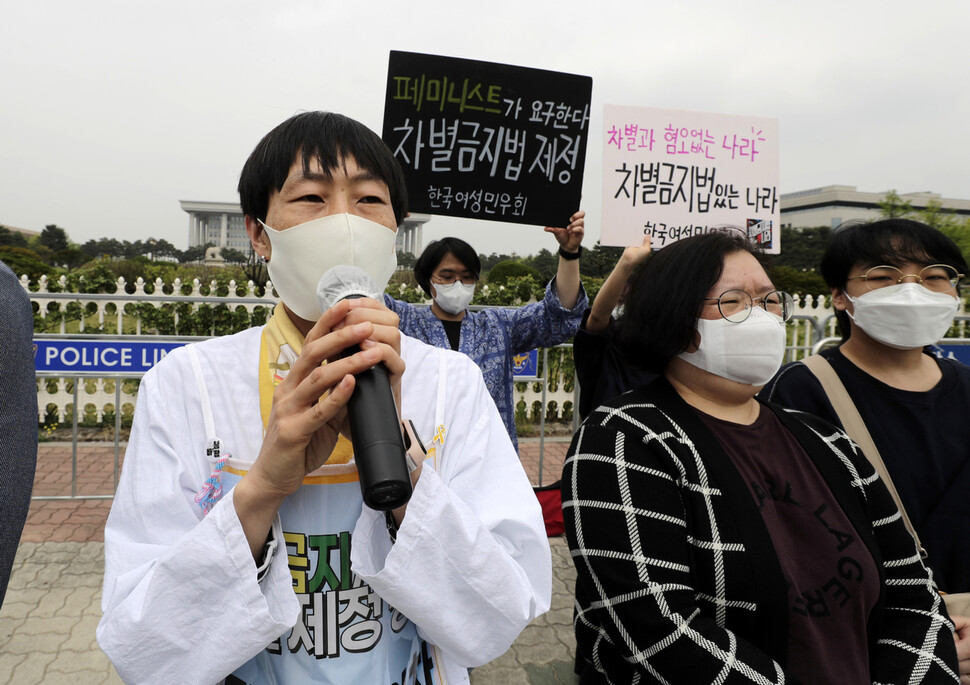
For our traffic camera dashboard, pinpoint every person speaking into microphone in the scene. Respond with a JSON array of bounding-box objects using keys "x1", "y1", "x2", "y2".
[{"x1": 97, "y1": 111, "x2": 552, "y2": 685}]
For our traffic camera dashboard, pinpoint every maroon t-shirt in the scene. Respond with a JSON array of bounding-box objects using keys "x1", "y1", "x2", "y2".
[{"x1": 697, "y1": 406, "x2": 880, "y2": 685}]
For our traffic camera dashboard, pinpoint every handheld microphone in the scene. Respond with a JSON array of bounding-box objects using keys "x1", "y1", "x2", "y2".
[{"x1": 316, "y1": 266, "x2": 412, "y2": 511}]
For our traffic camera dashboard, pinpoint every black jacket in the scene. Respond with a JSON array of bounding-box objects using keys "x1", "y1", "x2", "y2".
[{"x1": 562, "y1": 377, "x2": 958, "y2": 684}]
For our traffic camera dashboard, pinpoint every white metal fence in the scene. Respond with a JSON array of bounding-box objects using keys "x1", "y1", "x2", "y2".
[
  {"x1": 26, "y1": 274, "x2": 970, "y2": 500},
  {"x1": 27, "y1": 274, "x2": 855, "y2": 426}
]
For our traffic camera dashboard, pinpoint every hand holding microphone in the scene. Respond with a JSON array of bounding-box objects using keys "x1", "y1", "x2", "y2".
[{"x1": 316, "y1": 266, "x2": 413, "y2": 511}]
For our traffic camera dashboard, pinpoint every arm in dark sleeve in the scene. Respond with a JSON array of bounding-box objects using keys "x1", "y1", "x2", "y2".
[
  {"x1": 0, "y1": 262, "x2": 37, "y2": 608},
  {"x1": 563, "y1": 422, "x2": 791, "y2": 683},
  {"x1": 573, "y1": 309, "x2": 610, "y2": 420}
]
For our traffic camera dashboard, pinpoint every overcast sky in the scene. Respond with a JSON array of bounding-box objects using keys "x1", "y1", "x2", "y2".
[{"x1": 2, "y1": 0, "x2": 967, "y2": 257}]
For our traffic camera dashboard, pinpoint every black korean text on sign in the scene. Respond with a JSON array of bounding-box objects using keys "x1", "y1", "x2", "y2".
[{"x1": 382, "y1": 51, "x2": 593, "y2": 228}]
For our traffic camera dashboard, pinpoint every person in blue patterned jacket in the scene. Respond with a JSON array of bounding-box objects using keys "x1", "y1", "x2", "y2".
[{"x1": 385, "y1": 214, "x2": 586, "y2": 449}]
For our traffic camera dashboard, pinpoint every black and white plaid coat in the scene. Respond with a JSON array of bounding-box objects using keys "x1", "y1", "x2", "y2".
[{"x1": 562, "y1": 378, "x2": 958, "y2": 684}]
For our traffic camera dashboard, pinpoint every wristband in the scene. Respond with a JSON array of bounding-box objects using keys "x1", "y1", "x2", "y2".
[{"x1": 558, "y1": 245, "x2": 582, "y2": 261}]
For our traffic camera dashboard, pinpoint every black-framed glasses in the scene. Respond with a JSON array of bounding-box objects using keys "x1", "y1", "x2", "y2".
[
  {"x1": 703, "y1": 289, "x2": 794, "y2": 323},
  {"x1": 845, "y1": 264, "x2": 962, "y2": 293}
]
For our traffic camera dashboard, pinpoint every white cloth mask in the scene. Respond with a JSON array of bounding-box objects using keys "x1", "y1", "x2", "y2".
[
  {"x1": 845, "y1": 282, "x2": 958, "y2": 349},
  {"x1": 678, "y1": 306, "x2": 787, "y2": 386},
  {"x1": 433, "y1": 281, "x2": 476, "y2": 315},
  {"x1": 260, "y1": 213, "x2": 397, "y2": 321}
]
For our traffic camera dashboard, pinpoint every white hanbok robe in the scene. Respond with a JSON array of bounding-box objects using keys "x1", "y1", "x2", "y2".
[{"x1": 97, "y1": 328, "x2": 551, "y2": 685}]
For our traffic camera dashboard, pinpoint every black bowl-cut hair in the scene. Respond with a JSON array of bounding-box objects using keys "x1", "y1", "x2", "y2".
[
  {"x1": 822, "y1": 218, "x2": 968, "y2": 340},
  {"x1": 413, "y1": 237, "x2": 481, "y2": 297},
  {"x1": 616, "y1": 230, "x2": 770, "y2": 374},
  {"x1": 237, "y1": 111, "x2": 409, "y2": 226}
]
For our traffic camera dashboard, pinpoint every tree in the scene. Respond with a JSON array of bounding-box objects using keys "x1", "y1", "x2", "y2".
[
  {"x1": 149, "y1": 238, "x2": 180, "y2": 260},
  {"x1": 39, "y1": 224, "x2": 70, "y2": 252},
  {"x1": 487, "y1": 260, "x2": 541, "y2": 285},
  {"x1": 0, "y1": 225, "x2": 28, "y2": 247},
  {"x1": 523, "y1": 248, "x2": 558, "y2": 282},
  {"x1": 478, "y1": 252, "x2": 514, "y2": 272},
  {"x1": 0, "y1": 246, "x2": 50, "y2": 280},
  {"x1": 29, "y1": 242, "x2": 53, "y2": 264},
  {"x1": 53, "y1": 247, "x2": 87, "y2": 269},
  {"x1": 877, "y1": 189, "x2": 913, "y2": 219},
  {"x1": 179, "y1": 243, "x2": 214, "y2": 264},
  {"x1": 396, "y1": 251, "x2": 417, "y2": 270},
  {"x1": 121, "y1": 240, "x2": 146, "y2": 260},
  {"x1": 874, "y1": 195, "x2": 970, "y2": 267},
  {"x1": 66, "y1": 260, "x2": 121, "y2": 293},
  {"x1": 81, "y1": 237, "x2": 125, "y2": 259},
  {"x1": 916, "y1": 198, "x2": 963, "y2": 232},
  {"x1": 221, "y1": 248, "x2": 248, "y2": 264},
  {"x1": 769, "y1": 265, "x2": 829, "y2": 298},
  {"x1": 766, "y1": 226, "x2": 831, "y2": 272},
  {"x1": 580, "y1": 241, "x2": 624, "y2": 278}
]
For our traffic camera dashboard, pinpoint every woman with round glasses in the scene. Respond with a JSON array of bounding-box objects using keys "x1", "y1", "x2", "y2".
[
  {"x1": 562, "y1": 230, "x2": 958, "y2": 683},
  {"x1": 765, "y1": 218, "x2": 970, "y2": 680},
  {"x1": 385, "y1": 213, "x2": 586, "y2": 449}
]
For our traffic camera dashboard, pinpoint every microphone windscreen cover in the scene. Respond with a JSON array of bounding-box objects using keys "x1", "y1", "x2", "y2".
[{"x1": 316, "y1": 265, "x2": 383, "y2": 313}]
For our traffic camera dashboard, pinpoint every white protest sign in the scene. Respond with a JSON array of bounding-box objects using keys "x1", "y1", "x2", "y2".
[{"x1": 601, "y1": 105, "x2": 780, "y2": 253}]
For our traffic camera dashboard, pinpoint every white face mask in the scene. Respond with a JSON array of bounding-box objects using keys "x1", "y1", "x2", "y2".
[
  {"x1": 260, "y1": 213, "x2": 397, "y2": 321},
  {"x1": 845, "y1": 282, "x2": 958, "y2": 349},
  {"x1": 433, "y1": 281, "x2": 475, "y2": 315},
  {"x1": 678, "y1": 306, "x2": 787, "y2": 386}
]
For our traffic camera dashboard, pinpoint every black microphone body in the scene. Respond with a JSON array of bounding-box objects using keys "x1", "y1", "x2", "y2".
[{"x1": 339, "y1": 295, "x2": 412, "y2": 511}]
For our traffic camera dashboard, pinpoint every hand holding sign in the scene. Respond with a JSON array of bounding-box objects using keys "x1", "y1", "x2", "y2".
[
  {"x1": 619, "y1": 234, "x2": 653, "y2": 269},
  {"x1": 544, "y1": 209, "x2": 585, "y2": 310},
  {"x1": 544, "y1": 210, "x2": 585, "y2": 254}
]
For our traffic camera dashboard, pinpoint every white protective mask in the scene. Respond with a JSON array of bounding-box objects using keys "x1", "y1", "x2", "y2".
[
  {"x1": 433, "y1": 281, "x2": 475, "y2": 315},
  {"x1": 260, "y1": 213, "x2": 397, "y2": 321},
  {"x1": 845, "y1": 282, "x2": 958, "y2": 349},
  {"x1": 678, "y1": 306, "x2": 787, "y2": 386}
]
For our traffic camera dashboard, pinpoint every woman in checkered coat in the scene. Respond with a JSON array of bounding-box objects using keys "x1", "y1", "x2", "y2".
[{"x1": 562, "y1": 232, "x2": 959, "y2": 684}]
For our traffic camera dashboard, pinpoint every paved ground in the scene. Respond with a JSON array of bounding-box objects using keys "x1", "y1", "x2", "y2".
[{"x1": 1, "y1": 439, "x2": 578, "y2": 684}]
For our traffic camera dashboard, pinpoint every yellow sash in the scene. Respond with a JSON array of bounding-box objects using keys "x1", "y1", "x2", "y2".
[{"x1": 259, "y1": 303, "x2": 355, "y2": 465}]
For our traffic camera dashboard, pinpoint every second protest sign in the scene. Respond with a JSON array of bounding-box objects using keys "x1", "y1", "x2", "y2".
[{"x1": 601, "y1": 105, "x2": 780, "y2": 253}]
